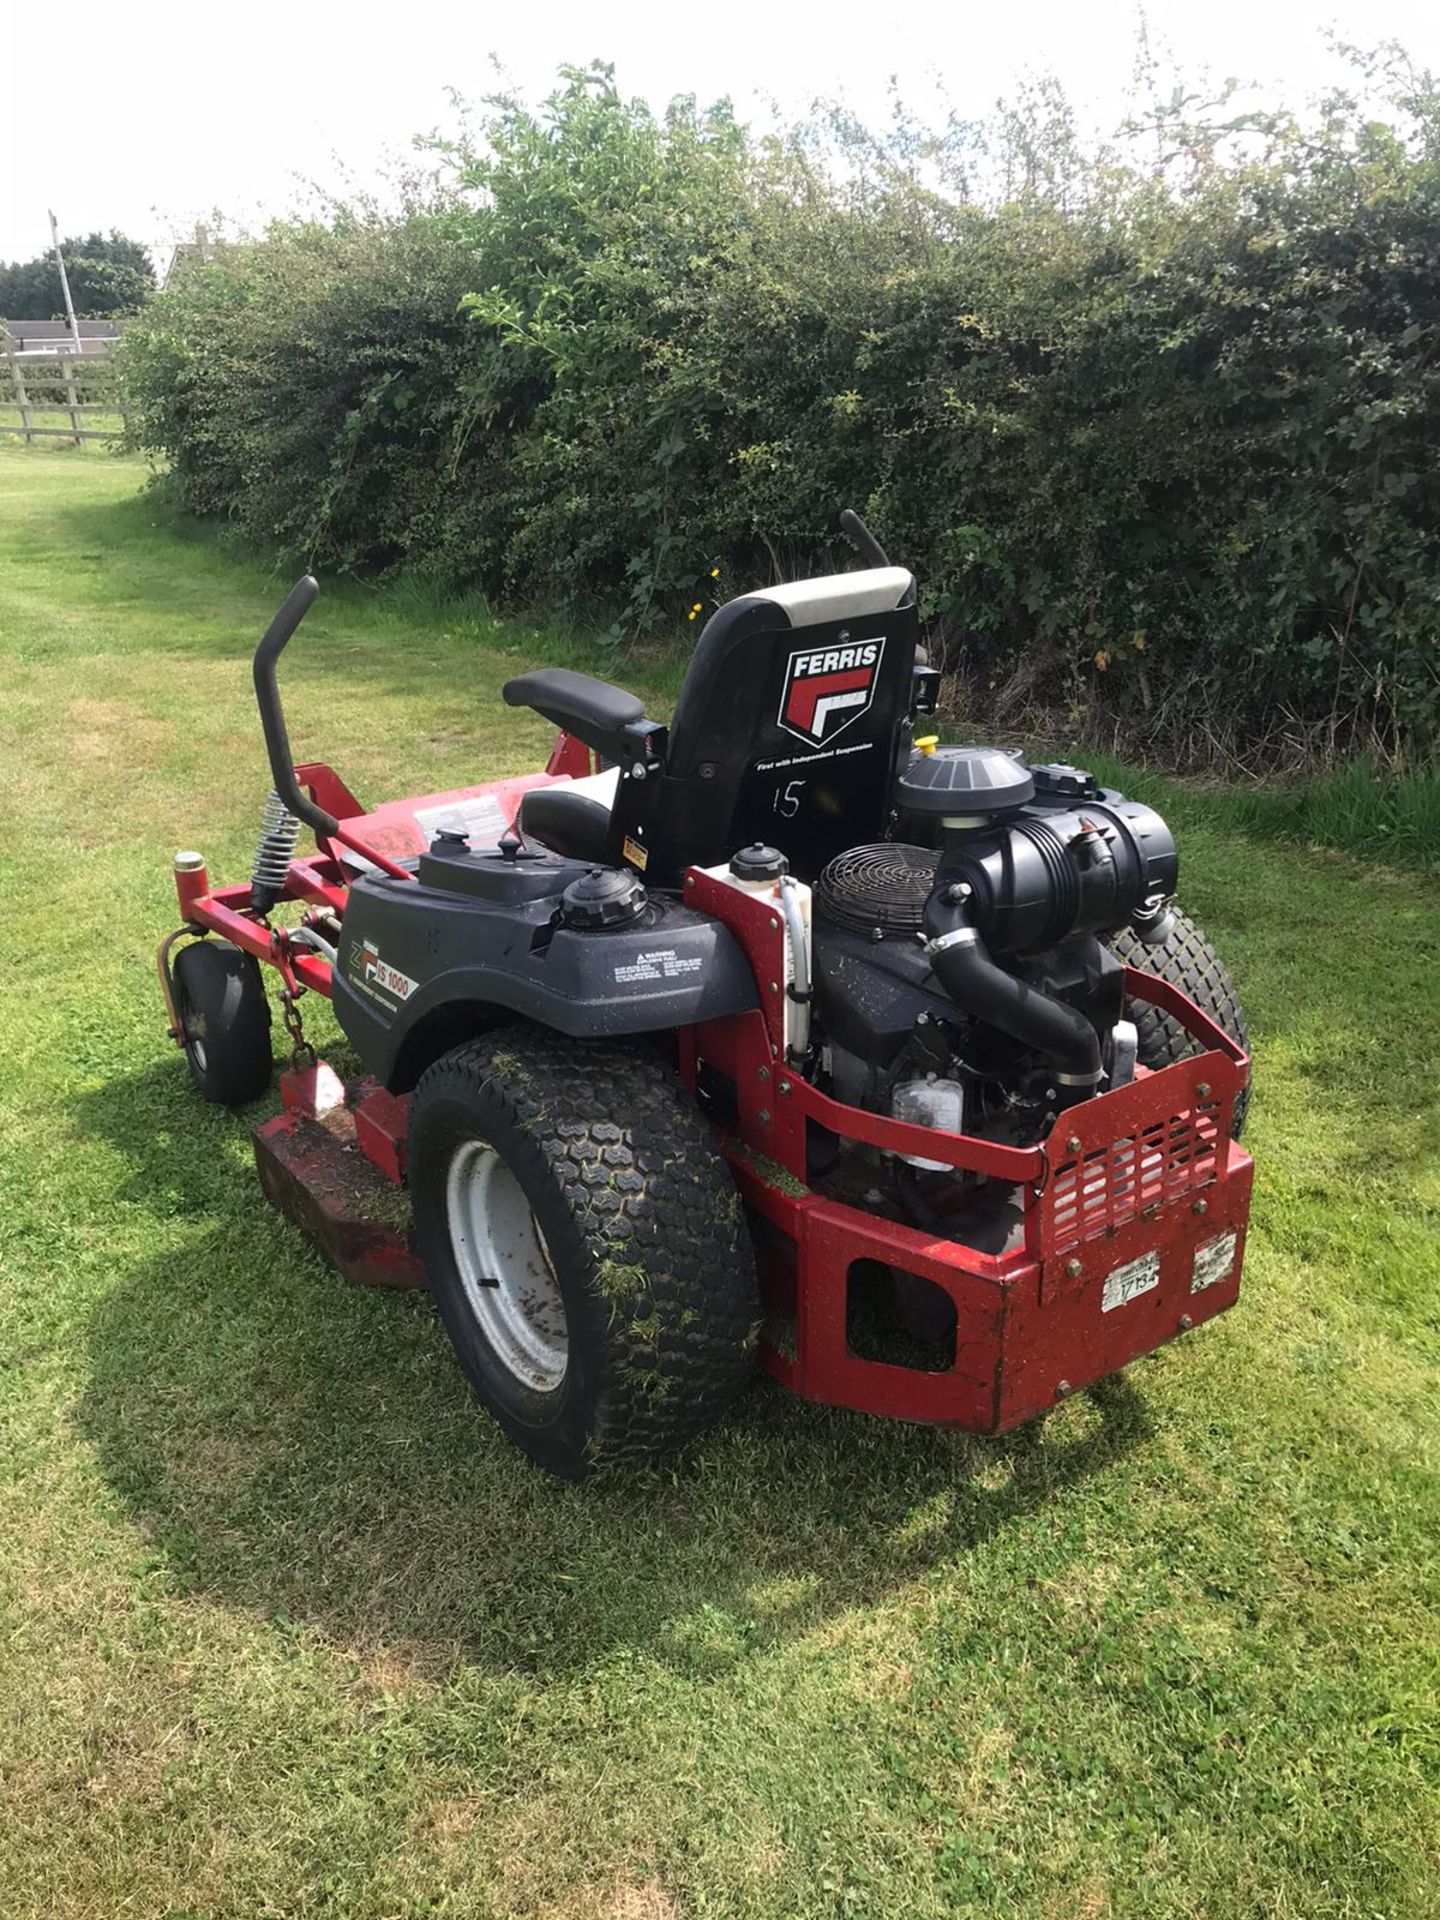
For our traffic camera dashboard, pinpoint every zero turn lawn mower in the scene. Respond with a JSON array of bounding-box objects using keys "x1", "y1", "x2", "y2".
[{"x1": 157, "y1": 512, "x2": 1253, "y2": 1478}]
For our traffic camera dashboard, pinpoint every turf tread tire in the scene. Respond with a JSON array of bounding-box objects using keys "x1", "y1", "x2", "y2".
[
  {"x1": 410, "y1": 1024, "x2": 759, "y2": 1477},
  {"x1": 1108, "y1": 909, "x2": 1251, "y2": 1134}
]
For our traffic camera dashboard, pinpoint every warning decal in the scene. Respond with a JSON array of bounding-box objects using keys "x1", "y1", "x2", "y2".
[{"x1": 613, "y1": 948, "x2": 703, "y2": 986}]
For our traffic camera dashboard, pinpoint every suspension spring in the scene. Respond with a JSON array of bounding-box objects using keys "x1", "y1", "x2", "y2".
[{"x1": 250, "y1": 787, "x2": 302, "y2": 914}]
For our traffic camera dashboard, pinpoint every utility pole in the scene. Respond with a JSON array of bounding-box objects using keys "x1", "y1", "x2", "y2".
[{"x1": 47, "y1": 211, "x2": 83, "y2": 355}]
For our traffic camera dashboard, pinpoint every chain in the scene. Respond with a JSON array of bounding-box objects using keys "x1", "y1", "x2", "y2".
[{"x1": 279, "y1": 986, "x2": 317, "y2": 1070}]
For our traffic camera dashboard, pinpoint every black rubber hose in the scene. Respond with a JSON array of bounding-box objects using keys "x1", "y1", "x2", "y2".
[
  {"x1": 924, "y1": 908, "x2": 1102, "y2": 1096},
  {"x1": 251, "y1": 576, "x2": 337, "y2": 836}
]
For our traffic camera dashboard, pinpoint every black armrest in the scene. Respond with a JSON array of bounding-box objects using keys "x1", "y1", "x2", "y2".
[
  {"x1": 504, "y1": 668, "x2": 642, "y2": 733},
  {"x1": 503, "y1": 668, "x2": 666, "y2": 772}
]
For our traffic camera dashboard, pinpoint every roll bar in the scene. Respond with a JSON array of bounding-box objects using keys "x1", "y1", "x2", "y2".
[
  {"x1": 839, "y1": 508, "x2": 891, "y2": 569},
  {"x1": 253, "y1": 577, "x2": 332, "y2": 832},
  {"x1": 252, "y1": 577, "x2": 414, "y2": 882}
]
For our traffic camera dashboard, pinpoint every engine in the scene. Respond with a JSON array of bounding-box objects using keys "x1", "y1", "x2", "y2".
[{"x1": 810, "y1": 746, "x2": 1178, "y2": 1192}]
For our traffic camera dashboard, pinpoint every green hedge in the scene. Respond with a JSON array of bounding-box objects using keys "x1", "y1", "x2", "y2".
[{"x1": 121, "y1": 64, "x2": 1440, "y2": 758}]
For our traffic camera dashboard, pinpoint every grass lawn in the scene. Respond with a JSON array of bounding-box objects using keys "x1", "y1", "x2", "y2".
[{"x1": 1, "y1": 443, "x2": 1437, "y2": 1920}]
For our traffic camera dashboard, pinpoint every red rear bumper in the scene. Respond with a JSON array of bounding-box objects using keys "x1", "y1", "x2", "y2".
[{"x1": 732, "y1": 1064, "x2": 1251, "y2": 1433}]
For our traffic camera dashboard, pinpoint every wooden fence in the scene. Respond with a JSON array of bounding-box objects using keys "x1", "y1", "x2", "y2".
[{"x1": 1, "y1": 348, "x2": 127, "y2": 443}]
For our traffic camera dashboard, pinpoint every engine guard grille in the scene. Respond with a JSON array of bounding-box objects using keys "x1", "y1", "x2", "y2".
[{"x1": 1045, "y1": 1086, "x2": 1224, "y2": 1255}]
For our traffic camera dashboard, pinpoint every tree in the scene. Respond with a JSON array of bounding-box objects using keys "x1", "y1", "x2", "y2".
[{"x1": 0, "y1": 231, "x2": 154, "y2": 319}]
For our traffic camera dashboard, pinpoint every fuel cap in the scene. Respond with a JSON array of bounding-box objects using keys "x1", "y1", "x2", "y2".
[
  {"x1": 1030, "y1": 762, "x2": 1100, "y2": 801},
  {"x1": 729, "y1": 842, "x2": 787, "y2": 882},
  {"x1": 561, "y1": 865, "x2": 648, "y2": 930}
]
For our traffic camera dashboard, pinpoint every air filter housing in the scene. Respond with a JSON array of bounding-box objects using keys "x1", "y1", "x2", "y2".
[{"x1": 896, "y1": 745, "x2": 1035, "y2": 819}]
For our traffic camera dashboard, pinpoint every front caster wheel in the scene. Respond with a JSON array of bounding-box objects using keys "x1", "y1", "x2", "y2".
[
  {"x1": 172, "y1": 938, "x2": 273, "y2": 1106},
  {"x1": 409, "y1": 1024, "x2": 759, "y2": 1478}
]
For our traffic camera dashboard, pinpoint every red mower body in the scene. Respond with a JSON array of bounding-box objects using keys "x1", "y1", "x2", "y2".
[{"x1": 164, "y1": 747, "x2": 1252, "y2": 1437}]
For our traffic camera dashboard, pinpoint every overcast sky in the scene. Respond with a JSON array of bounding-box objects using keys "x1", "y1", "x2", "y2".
[{"x1": 2, "y1": 0, "x2": 1437, "y2": 268}]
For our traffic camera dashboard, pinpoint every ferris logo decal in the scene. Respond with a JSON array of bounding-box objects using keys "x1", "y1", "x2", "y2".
[{"x1": 777, "y1": 638, "x2": 886, "y2": 746}]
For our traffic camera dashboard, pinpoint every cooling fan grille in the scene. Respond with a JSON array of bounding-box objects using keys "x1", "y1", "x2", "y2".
[{"x1": 815, "y1": 843, "x2": 939, "y2": 936}]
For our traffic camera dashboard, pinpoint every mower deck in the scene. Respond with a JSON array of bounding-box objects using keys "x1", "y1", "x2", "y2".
[{"x1": 253, "y1": 1062, "x2": 424, "y2": 1291}]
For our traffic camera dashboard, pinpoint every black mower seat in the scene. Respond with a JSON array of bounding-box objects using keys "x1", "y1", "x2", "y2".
[
  {"x1": 517, "y1": 784, "x2": 612, "y2": 864},
  {"x1": 504, "y1": 558, "x2": 918, "y2": 882}
]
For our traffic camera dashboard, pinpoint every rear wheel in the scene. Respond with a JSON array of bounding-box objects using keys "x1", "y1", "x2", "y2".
[
  {"x1": 1109, "y1": 908, "x2": 1251, "y2": 1134},
  {"x1": 409, "y1": 1024, "x2": 759, "y2": 1478},
  {"x1": 172, "y1": 939, "x2": 273, "y2": 1106}
]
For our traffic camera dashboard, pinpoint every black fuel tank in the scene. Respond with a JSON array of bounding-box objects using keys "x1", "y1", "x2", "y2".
[{"x1": 332, "y1": 866, "x2": 760, "y2": 1090}]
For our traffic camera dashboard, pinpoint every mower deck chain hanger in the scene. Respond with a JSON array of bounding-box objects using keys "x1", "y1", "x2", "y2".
[{"x1": 158, "y1": 509, "x2": 1253, "y2": 1478}]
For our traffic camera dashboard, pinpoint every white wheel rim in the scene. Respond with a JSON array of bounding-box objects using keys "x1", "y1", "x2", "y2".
[{"x1": 444, "y1": 1139, "x2": 568, "y2": 1392}]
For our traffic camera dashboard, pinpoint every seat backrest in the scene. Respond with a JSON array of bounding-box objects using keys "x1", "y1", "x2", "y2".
[{"x1": 608, "y1": 566, "x2": 920, "y2": 883}]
